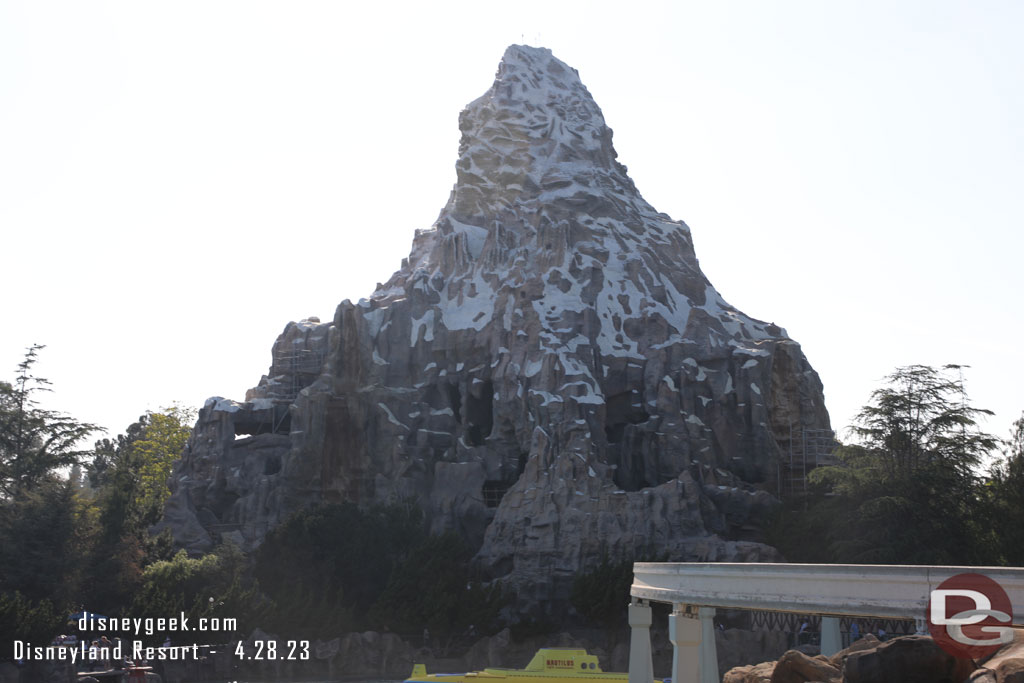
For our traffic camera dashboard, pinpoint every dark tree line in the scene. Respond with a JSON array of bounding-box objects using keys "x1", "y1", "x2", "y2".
[{"x1": 253, "y1": 502, "x2": 506, "y2": 639}]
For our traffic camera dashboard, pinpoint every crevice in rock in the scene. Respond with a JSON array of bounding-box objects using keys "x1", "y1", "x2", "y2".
[
  {"x1": 447, "y1": 382, "x2": 463, "y2": 423},
  {"x1": 263, "y1": 455, "x2": 281, "y2": 476}
]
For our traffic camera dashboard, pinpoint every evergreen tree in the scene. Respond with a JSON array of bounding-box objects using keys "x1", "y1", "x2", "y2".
[
  {"x1": 801, "y1": 365, "x2": 999, "y2": 564},
  {"x1": 0, "y1": 345, "x2": 101, "y2": 497},
  {"x1": 0, "y1": 346, "x2": 100, "y2": 623},
  {"x1": 0, "y1": 480, "x2": 80, "y2": 604}
]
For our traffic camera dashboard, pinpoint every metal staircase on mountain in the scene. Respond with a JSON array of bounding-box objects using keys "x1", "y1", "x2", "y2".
[{"x1": 777, "y1": 427, "x2": 838, "y2": 498}]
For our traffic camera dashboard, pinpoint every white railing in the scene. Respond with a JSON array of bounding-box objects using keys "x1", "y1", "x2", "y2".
[{"x1": 630, "y1": 562, "x2": 1024, "y2": 621}]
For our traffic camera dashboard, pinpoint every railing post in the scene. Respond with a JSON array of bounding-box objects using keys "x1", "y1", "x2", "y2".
[
  {"x1": 698, "y1": 607, "x2": 718, "y2": 683},
  {"x1": 668, "y1": 604, "x2": 700, "y2": 683},
  {"x1": 628, "y1": 599, "x2": 654, "y2": 683}
]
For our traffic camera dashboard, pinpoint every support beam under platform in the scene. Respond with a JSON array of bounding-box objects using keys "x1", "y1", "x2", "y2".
[{"x1": 628, "y1": 600, "x2": 654, "y2": 683}]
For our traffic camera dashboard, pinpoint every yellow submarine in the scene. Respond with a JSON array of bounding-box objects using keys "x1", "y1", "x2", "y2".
[{"x1": 405, "y1": 648, "x2": 659, "y2": 683}]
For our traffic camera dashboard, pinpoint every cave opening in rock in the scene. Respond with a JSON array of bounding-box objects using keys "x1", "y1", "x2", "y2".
[
  {"x1": 604, "y1": 390, "x2": 648, "y2": 444},
  {"x1": 232, "y1": 405, "x2": 290, "y2": 436},
  {"x1": 465, "y1": 379, "x2": 494, "y2": 446}
]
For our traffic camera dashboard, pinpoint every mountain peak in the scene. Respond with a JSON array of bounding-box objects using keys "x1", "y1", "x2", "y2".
[
  {"x1": 372, "y1": 45, "x2": 781, "y2": 355},
  {"x1": 495, "y1": 44, "x2": 586, "y2": 97},
  {"x1": 450, "y1": 45, "x2": 627, "y2": 220}
]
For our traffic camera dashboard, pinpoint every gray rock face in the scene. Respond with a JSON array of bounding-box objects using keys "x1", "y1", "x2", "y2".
[{"x1": 161, "y1": 45, "x2": 829, "y2": 613}]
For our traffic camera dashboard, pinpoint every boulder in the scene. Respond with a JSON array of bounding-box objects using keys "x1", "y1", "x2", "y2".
[
  {"x1": 973, "y1": 630, "x2": 1024, "y2": 683},
  {"x1": 843, "y1": 635, "x2": 975, "y2": 683},
  {"x1": 828, "y1": 634, "x2": 881, "y2": 669},
  {"x1": 724, "y1": 660, "x2": 777, "y2": 683},
  {"x1": 768, "y1": 649, "x2": 840, "y2": 683}
]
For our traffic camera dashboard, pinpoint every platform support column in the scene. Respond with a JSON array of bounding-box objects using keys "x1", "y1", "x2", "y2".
[
  {"x1": 821, "y1": 616, "x2": 842, "y2": 656},
  {"x1": 628, "y1": 599, "x2": 654, "y2": 683},
  {"x1": 668, "y1": 604, "x2": 700, "y2": 683},
  {"x1": 698, "y1": 607, "x2": 718, "y2": 683}
]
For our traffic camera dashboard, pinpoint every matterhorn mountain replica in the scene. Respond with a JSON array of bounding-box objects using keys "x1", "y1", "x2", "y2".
[{"x1": 161, "y1": 45, "x2": 830, "y2": 614}]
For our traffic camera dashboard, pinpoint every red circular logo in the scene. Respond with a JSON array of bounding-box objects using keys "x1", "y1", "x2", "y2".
[{"x1": 928, "y1": 573, "x2": 1013, "y2": 659}]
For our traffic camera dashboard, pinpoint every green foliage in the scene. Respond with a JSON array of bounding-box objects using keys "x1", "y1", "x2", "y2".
[
  {"x1": 0, "y1": 591, "x2": 64, "y2": 648},
  {"x1": 82, "y1": 405, "x2": 195, "y2": 611},
  {"x1": 256, "y1": 502, "x2": 507, "y2": 639},
  {"x1": 0, "y1": 348, "x2": 101, "y2": 626},
  {"x1": 780, "y1": 365, "x2": 1001, "y2": 565},
  {"x1": 254, "y1": 501, "x2": 424, "y2": 637},
  {"x1": 369, "y1": 532, "x2": 506, "y2": 638},
  {"x1": 0, "y1": 345, "x2": 101, "y2": 496},
  {"x1": 0, "y1": 481, "x2": 80, "y2": 604},
  {"x1": 843, "y1": 364, "x2": 997, "y2": 479},
  {"x1": 569, "y1": 556, "x2": 634, "y2": 626},
  {"x1": 131, "y1": 407, "x2": 193, "y2": 525},
  {"x1": 767, "y1": 480, "x2": 838, "y2": 563},
  {"x1": 89, "y1": 405, "x2": 194, "y2": 528},
  {"x1": 131, "y1": 544, "x2": 263, "y2": 643},
  {"x1": 985, "y1": 414, "x2": 1024, "y2": 565}
]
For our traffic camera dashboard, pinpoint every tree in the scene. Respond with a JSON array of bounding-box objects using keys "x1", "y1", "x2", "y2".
[
  {"x1": 0, "y1": 480, "x2": 80, "y2": 604},
  {"x1": 0, "y1": 591, "x2": 64, "y2": 650},
  {"x1": 570, "y1": 556, "x2": 634, "y2": 626},
  {"x1": 369, "y1": 532, "x2": 506, "y2": 639},
  {"x1": 846, "y1": 365, "x2": 997, "y2": 479},
  {"x1": 0, "y1": 345, "x2": 101, "y2": 497},
  {"x1": 130, "y1": 544, "x2": 263, "y2": 644},
  {"x1": 254, "y1": 501, "x2": 424, "y2": 636},
  {"x1": 0, "y1": 346, "x2": 100, "y2": 624},
  {"x1": 986, "y1": 413, "x2": 1024, "y2": 565},
  {"x1": 81, "y1": 405, "x2": 194, "y2": 612},
  {"x1": 802, "y1": 365, "x2": 999, "y2": 564},
  {"x1": 125, "y1": 405, "x2": 194, "y2": 525}
]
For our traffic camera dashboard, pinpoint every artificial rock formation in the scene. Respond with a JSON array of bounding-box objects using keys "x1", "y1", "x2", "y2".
[{"x1": 161, "y1": 45, "x2": 830, "y2": 614}]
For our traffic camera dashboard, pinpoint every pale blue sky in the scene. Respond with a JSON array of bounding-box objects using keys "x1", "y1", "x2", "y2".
[{"x1": 2, "y1": 1, "x2": 1021, "y2": 451}]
